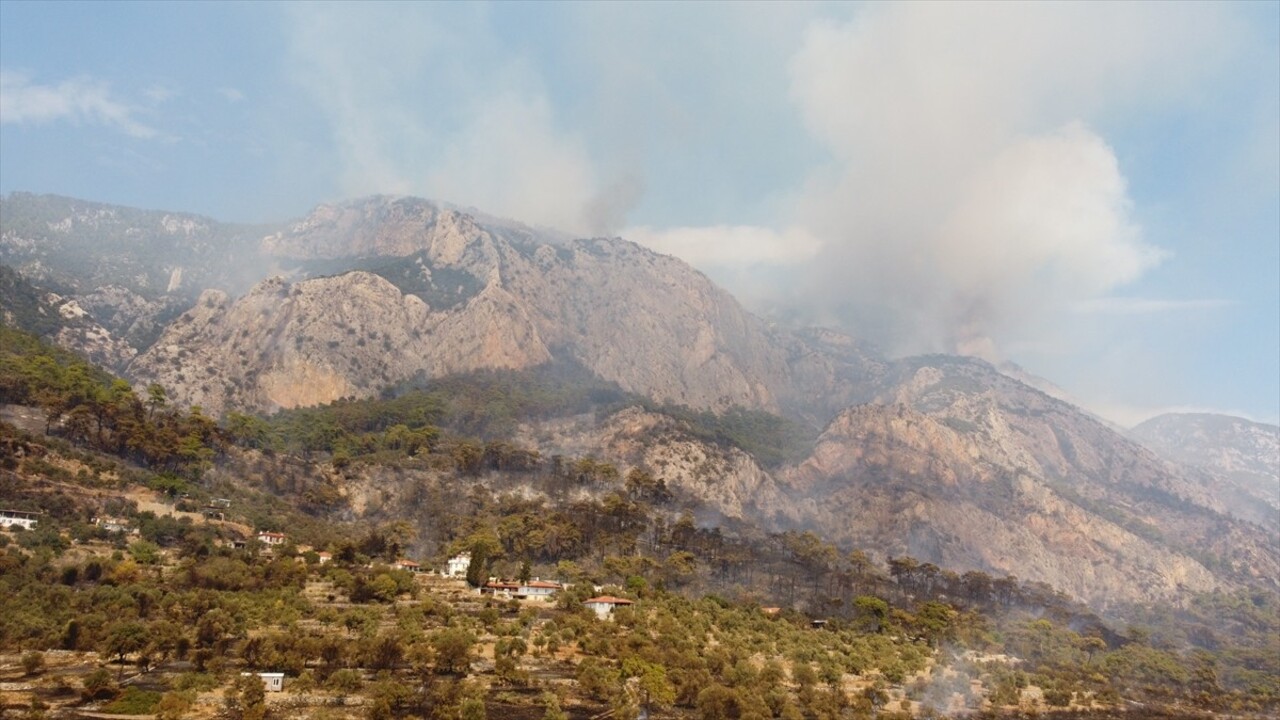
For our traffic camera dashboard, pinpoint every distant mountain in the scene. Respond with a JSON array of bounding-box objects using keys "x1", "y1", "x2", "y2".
[
  {"x1": 0, "y1": 264, "x2": 136, "y2": 369},
  {"x1": 3, "y1": 192, "x2": 1276, "y2": 610},
  {"x1": 1131, "y1": 413, "x2": 1279, "y2": 527},
  {"x1": 0, "y1": 192, "x2": 271, "y2": 299},
  {"x1": 0, "y1": 193, "x2": 275, "y2": 356}
]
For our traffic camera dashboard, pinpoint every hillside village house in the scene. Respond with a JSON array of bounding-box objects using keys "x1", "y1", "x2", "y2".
[
  {"x1": 583, "y1": 595, "x2": 634, "y2": 619},
  {"x1": 395, "y1": 559, "x2": 423, "y2": 573},
  {"x1": 481, "y1": 578, "x2": 562, "y2": 600},
  {"x1": 519, "y1": 579, "x2": 562, "y2": 599},
  {"x1": 0, "y1": 509, "x2": 39, "y2": 530},
  {"x1": 446, "y1": 552, "x2": 471, "y2": 577},
  {"x1": 481, "y1": 580, "x2": 520, "y2": 598},
  {"x1": 256, "y1": 531, "x2": 287, "y2": 547}
]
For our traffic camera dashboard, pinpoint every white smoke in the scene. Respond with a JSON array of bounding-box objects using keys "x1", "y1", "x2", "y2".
[
  {"x1": 780, "y1": 2, "x2": 1232, "y2": 358},
  {"x1": 282, "y1": 3, "x2": 597, "y2": 235}
]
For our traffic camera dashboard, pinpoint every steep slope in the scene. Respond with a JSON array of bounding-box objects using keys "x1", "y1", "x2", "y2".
[
  {"x1": 1, "y1": 264, "x2": 136, "y2": 370},
  {"x1": 0, "y1": 192, "x2": 270, "y2": 299},
  {"x1": 0, "y1": 193, "x2": 275, "y2": 361},
  {"x1": 770, "y1": 357, "x2": 1280, "y2": 606},
  {"x1": 131, "y1": 196, "x2": 869, "y2": 417},
  {"x1": 128, "y1": 272, "x2": 549, "y2": 415},
  {"x1": 1132, "y1": 413, "x2": 1280, "y2": 527},
  {"x1": 517, "y1": 405, "x2": 797, "y2": 524}
]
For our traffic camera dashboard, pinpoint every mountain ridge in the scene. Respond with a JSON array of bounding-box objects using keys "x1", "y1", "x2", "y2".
[{"x1": 3, "y1": 191, "x2": 1276, "y2": 611}]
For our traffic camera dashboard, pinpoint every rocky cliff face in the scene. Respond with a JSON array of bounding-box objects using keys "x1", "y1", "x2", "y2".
[
  {"x1": 129, "y1": 196, "x2": 861, "y2": 417},
  {"x1": 518, "y1": 406, "x2": 796, "y2": 525},
  {"x1": 766, "y1": 357, "x2": 1279, "y2": 606},
  {"x1": 511, "y1": 389, "x2": 1275, "y2": 606},
  {"x1": 0, "y1": 192, "x2": 269, "y2": 300},
  {"x1": 775, "y1": 402, "x2": 1228, "y2": 607},
  {"x1": 0, "y1": 265, "x2": 136, "y2": 370},
  {"x1": 1131, "y1": 413, "x2": 1280, "y2": 528},
  {"x1": 127, "y1": 272, "x2": 549, "y2": 415}
]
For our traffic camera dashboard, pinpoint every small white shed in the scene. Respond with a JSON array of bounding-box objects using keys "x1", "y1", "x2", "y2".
[{"x1": 242, "y1": 672, "x2": 284, "y2": 692}]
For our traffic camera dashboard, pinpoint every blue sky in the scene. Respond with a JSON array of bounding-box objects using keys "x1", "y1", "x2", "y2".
[{"x1": 1, "y1": 1, "x2": 1277, "y2": 426}]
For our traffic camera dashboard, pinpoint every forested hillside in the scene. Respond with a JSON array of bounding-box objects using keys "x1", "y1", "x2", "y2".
[{"x1": 1, "y1": 326, "x2": 1276, "y2": 719}]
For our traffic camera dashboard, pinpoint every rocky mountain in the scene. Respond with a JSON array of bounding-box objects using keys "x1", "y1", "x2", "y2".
[
  {"x1": 3, "y1": 192, "x2": 1277, "y2": 611},
  {"x1": 772, "y1": 357, "x2": 1278, "y2": 606},
  {"x1": 128, "y1": 195, "x2": 874, "y2": 418},
  {"x1": 510, "y1": 356, "x2": 1275, "y2": 606},
  {"x1": 0, "y1": 264, "x2": 136, "y2": 369},
  {"x1": 0, "y1": 193, "x2": 275, "y2": 357},
  {"x1": 0, "y1": 192, "x2": 270, "y2": 299},
  {"x1": 1131, "y1": 413, "x2": 1280, "y2": 527}
]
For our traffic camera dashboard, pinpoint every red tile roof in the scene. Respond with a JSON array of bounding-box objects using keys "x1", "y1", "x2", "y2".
[
  {"x1": 583, "y1": 596, "x2": 634, "y2": 605},
  {"x1": 521, "y1": 580, "x2": 562, "y2": 589}
]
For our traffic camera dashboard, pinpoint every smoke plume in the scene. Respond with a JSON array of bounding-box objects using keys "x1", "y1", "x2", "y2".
[{"x1": 779, "y1": 2, "x2": 1227, "y2": 358}]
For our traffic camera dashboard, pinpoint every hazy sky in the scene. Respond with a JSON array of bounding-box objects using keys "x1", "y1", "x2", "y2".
[{"x1": 1, "y1": 1, "x2": 1277, "y2": 426}]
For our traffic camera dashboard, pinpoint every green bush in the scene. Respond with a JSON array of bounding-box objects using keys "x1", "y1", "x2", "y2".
[
  {"x1": 102, "y1": 686, "x2": 162, "y2": 714},
  {"x1": 329, "y1": 668, "x2": 364, "y2": 693}
]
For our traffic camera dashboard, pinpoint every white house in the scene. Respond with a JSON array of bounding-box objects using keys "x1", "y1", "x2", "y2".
[
  {"x1": 482, "y1": 580, "x2": 519, "y2": 598},
  {"x1": 446, "y1": 552, "x2": 471, "y2": 577},
  {"x1": 518, "y1": 579, "x2": 562, "y2": 600},
  {"x1": 479, "y1": 578, "x2": 561, "y2": 599},
  {"x1": 316, "y1": 551, "x2": 332, "y2": 565},
  {"x1": 257, "y1": 531, "x2": 287, "y2": 547},
  {"x1": 242, "y1": 672, "x2": 284, "y2": 692},
  {"x1": 583, "y1": 595, "x2": 634, "y2": 619},
  {"x1": 0, "y1": 509, "x2": 39, "y2": 530}
]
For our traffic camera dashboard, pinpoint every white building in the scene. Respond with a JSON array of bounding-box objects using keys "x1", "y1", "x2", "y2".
[
  {"x1": 446, "y1": 552, "x2": 471, "y2": 577},
  {"x1": 518, "y1": 579, "x2": 562, "y2": 600},
  {"x1": 0, "y1": 509, "x2": 39, "y2": 530},
  {"x1": 583, "y1": 595, "x2": 634, "y2": 619},
  {"x1": 242, "y1": 672, "x2": 284, "y2": 692},
  {"x1": 257, "y1": 531, "x2": 287, "y2": 547}
]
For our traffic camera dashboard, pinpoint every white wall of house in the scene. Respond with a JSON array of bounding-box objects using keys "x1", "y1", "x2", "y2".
[
  {"x1": 446, "y1": 553, "x2": 471, "y2": 576},
  {"x1": 242, "y1": 672, "x2": 284, "y2": 692},
  {"x1": 0, "y1": 513, "x2": 37, "y2": 530}
]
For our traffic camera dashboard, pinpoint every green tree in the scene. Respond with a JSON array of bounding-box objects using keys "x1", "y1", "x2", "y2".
[
  {"x1": 541, "y1": 692, "x2": 568, "y2": 720},
  {"x1": 104, "y1": 621, "x2": 148, "y2": 673},
  {"x1": 431, "y1": 627, "x2": 475, "y2": 675},
  {"x1": 226, "y1": 673, "x2": 266, "y2": 720},
  {"x1": 82, "y1": 668, "x2": 117, "y2": 700}
]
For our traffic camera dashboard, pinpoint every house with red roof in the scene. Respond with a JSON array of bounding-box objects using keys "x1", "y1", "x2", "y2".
[
  {"x1": 395, "y1": 559, "x2": 424, "y2": 573},
  {"x1": 256, "y1": 531, "x2": 287, "y2": 547},
  {"x1": 583, "y1": 595, "x2": 634, "y2": 619}
]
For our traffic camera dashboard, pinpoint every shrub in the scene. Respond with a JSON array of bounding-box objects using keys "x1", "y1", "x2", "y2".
[
  {"x1": 329, "y1": 668, "x2": 364, "y2": 693},
  {"x1": 103, "y1": 686, "x2": 162, "y2": 714},
  {"x1": 21, "y1": 651, "x2": 44, "y2": 676},
  {"x1": 82, "y1": 668, "x2": 117, "y2": 700}
]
